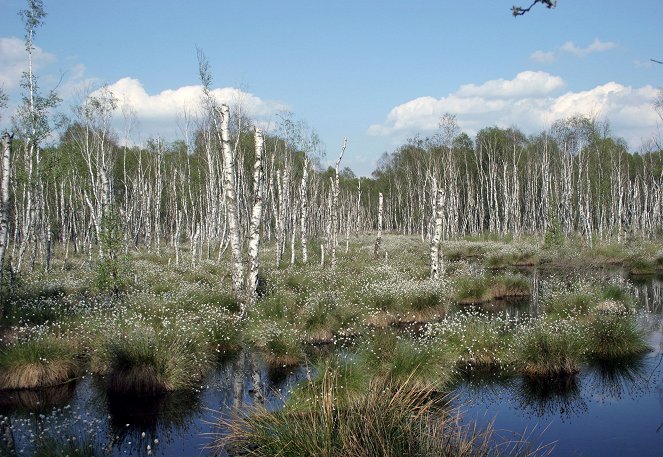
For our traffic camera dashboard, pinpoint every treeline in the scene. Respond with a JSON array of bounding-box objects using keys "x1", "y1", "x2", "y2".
[
  {"x1": 3, "y1": 104, "x2": 662, "y2": 278},
  {"x1": 369, "y1": 115, "x2": 663, "y2": 244}
]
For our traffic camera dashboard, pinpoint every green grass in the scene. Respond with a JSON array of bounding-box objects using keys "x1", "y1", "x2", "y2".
[
  {"x1": 356, "y1": 330, "x2": 455, "y2": 389},
  {"x1": 0, "y1": 336, "x2": 79, "y2": 390},
  {"x1": 217, "y1": 369, "x2": 552, "y2": 457},
  {"x1": 514, "y1": 319, "x2": 583, "y2": 377},
  {"x1": 94, "y1": 329, "x2": 210, "y2": 394},
  {"x1": 544, "y1": 291, "x2": 594, "y2": 318},
  {"x1": 583, "y1": 314, "x2": 649, "y2": 360},
  {"x1": 434, "y1": 313, "x2": 516, "y2": 371}
]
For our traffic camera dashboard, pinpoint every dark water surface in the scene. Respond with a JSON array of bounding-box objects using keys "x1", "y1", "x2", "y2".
[
  {"x1": 1, "y1": 272, "x2": 661, "y2": 456},
  {"x1": 0, "y1": 357, "x2": 307, "y2": 456},
  {"x1": 454, "y1": 273, "x2": 663, "y2": 457}
]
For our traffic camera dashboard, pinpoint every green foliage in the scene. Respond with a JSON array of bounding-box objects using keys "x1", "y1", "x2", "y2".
[
  {"x1": 543, "y1": 216, "x2": 564, "y2": 249},
  {"x1": 93, "y1": 208, "x2": 132, "y2": 295}
]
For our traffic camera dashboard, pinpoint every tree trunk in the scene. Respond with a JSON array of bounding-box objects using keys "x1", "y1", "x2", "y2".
[
  {"x1": 219, "y1": 105, "x2": 244, "y2": 296},
  {"x1": 430, "y1": 187, "x2": 444, "y2": 280},
  {"x1": 0, "y1": 133, "x2": 12, "y2": 289},
  {"x1": 374, "y1": 192, "x2": 383, "y2": 259},
  {"x1": 246, "y1": 127, "x2": 265, "y2": 307}
]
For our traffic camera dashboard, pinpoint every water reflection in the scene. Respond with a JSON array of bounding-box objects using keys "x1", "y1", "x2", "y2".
[
  {"x1": 0, "y1": 350, "x2": 307, "y2": 457},
  {"x1": 0, "y1": 381, "x2": 76, "y2": 414},
  {"x1": 515, "y1": 375, "x2": 588, "y2": 421}
]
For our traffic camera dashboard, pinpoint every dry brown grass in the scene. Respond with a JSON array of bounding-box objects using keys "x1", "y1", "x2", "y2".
[
  {"x1": 0, "y1": 360, "x2": 78, "y2": 390},
  {"x1": 0, "y1": 337, "x2": 79, "y2": 390}
]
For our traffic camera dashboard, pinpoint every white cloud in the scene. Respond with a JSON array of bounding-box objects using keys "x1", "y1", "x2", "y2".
[
  {"x1": 561, "y1": 38, "x2": 617, "y2": 57},
  {"x1": 91, "y1": 78, "x2": 288, "y2": 142},
  {"x1": 0, "y1": 36, "x2": 55, "y2": 90},
  {"x1": 530, "y1": 38, "x2": 617, "y2": 64},
  {"x1": 530, "y1": 50, "x2": 556, "y2": 64},
  {"x1": 457, "y1": 71, "x2": 564, "y2": 99},
  {"x1": 368, "y1": 72, "x2": 659, "y2": 149}
]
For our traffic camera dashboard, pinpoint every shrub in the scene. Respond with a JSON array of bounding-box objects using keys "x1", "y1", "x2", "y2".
[{"x1": 93, "y1": 209, "x2": 132, "y2": 295}]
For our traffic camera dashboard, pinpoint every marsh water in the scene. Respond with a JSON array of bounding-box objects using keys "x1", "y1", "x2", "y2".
[{"x1": 1, "y1": 270, "x2": 662, "y2": 457}]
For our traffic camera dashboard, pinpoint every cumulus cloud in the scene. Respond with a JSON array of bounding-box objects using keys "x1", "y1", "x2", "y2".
[
  {"x1": 90, "y1": 78, "x2": 288, "y2": 142},
  {"x1": 368, "y1": 72, "x2": 659, "y2": 149},
  {"x1": 561, "y1": 38, "x2": 617, "y2": 57},
  {"x1": 457, "y1": 71, "x2": 564, "y2": 99},
  {"x1": 0, "y1": 37, "x2": 55, "y2": 90}
]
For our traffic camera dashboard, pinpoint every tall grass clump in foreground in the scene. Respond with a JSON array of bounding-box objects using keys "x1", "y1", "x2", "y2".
[
  {"x1": 215, "y1": 369, "x2": 552, "y2": 457},
  {"x1": 95, "y1": 329, "x2": 210, "y2": 394},
  {"x1": 514, "y1": 319, "x2": 583, "y2": 377},
  {"x1": 0, "y1": 336, "x2": 79, "y2": 390}
]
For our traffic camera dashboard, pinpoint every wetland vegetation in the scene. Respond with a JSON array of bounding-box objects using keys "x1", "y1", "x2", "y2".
[{"x1": 1, "y1": 2, "x2": 663, "y2": 455}]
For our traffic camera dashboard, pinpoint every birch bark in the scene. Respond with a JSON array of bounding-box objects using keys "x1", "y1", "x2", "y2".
[{"x1": 246, "y1": 127, "x2": 265, "y2": 306}]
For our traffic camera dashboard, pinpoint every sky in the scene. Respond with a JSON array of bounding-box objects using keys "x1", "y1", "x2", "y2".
[{"x1": 0, "y1": 0, "x2": 661, "y2": 176}]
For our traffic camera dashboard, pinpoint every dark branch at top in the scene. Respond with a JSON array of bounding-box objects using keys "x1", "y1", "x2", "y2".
[{"x1": 512, "y1": 0, "x2": 556, "y2": 17}]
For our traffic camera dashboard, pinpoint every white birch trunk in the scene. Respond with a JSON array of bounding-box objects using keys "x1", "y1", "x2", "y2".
[
  {"x1": 430, "y1": 187, "x2": 444, "y2": 280},
  {"x1": 219, "y1": 104, "x2": 245, "y2": 296},
  {"x1": 374, "y1": 192, "x2": 383, "y2": 258},
  {"x1": 331, "y1": 138, "x2": 347, "y2": 269},
  {"x1": 246, "y1": 128, "x2": 265, "y2": 307},
  {"x1": 0, "y1": 133, "x2": 12, "y2": 284},
  {"x1": 300, "y1": 155, "x2": 309, "y2": 263}
]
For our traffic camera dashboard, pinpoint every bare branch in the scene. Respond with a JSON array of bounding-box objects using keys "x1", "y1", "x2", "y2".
[{"x1": 512, "y1": 0, "x2": 556, "y2": 17}]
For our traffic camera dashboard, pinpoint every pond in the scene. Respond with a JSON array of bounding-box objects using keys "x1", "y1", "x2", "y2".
[
  {"x1": 454, "y1": 270, "x2": 663, "y2": 457},
  {"x1": 0, "y1": 271, "x2": 661, "y2": 456}
]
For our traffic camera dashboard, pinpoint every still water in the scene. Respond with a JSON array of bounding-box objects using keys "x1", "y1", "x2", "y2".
[{"x1": 1, "y1": 272, "x2": 661, "y2": 456}]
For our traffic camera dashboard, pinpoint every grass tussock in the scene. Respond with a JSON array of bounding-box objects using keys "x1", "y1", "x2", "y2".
[
  {"x1": 216, "y1": 370, "x2": 552, "y2": 457},
  {"x1": 96, "y1": 330, "x2": 210, "y2": 394},
  {"x1": 584, "y1": 314, "x2": 649, "y2": 360},
  {"x1": 514, "y1": 319, "x2": 583, "y2": 377},
  {"x1": 0, "y1": 337, "x2": 79, "y2": 390},
  {"x1": 454, "y1": 275, "x2": 530, "y2": 305}
]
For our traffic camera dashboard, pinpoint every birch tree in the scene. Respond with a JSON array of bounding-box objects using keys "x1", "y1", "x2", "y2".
[
  {"x1": 331, "y1": 137, "x2": 347, "y2": 269},
  {"x1": 430, "y1": 187, "x2": 444, "y2": 279},
  {"x1": 0, "y1": 133, "x2": 13, "y2": 287},
  {"x1": 374, "y1": 192, "x2": 383, "y2": 259},
  {"x1": 14, "y1": 0, "x2": 60, "y2": 272},
  {"x1": 246, "y1": 127, "x2": 265, "y2": 306}
]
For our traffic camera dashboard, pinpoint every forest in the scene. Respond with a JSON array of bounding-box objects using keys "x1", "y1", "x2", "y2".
[{"x1": 1, "y1": 1, "x2": 663, "y2": 457}]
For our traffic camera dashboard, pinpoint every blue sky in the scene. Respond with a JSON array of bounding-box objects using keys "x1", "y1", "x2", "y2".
[{"x1": 1, "y1": 0, "x2": 661, "y2": 175}]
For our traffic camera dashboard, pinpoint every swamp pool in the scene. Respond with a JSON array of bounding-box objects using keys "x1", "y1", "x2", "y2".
[{"x1": 1, "y1": 270, "x2": 662, "y2": 457}]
